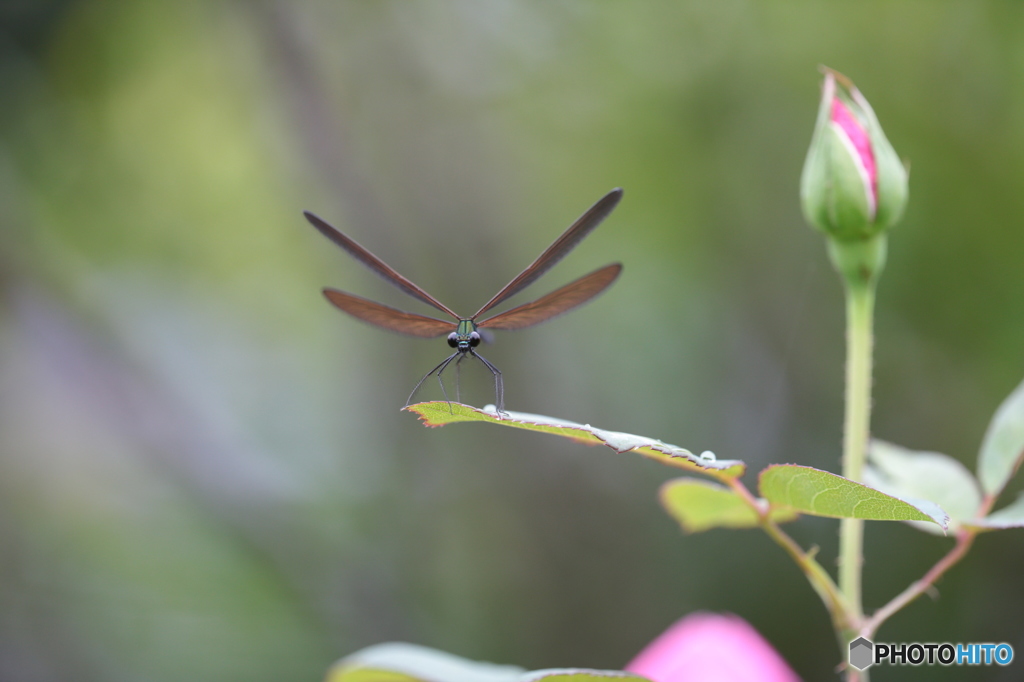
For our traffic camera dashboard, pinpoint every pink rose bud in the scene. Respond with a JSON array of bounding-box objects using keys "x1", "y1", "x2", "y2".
[
  {"x1": 801, "y1": 69, "x2": 908, "y2": 242},
  {"x1": 625, "y1": 613, "x2": 801, "y2": 682}
]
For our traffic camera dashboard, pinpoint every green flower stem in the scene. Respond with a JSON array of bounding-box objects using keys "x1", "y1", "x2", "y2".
[
  {"x1": 839, "y1": 282, "x2": 874, "y2": 625},
  {"x1": 828, "y1": 234, "x2": 885, "y2": 659}
]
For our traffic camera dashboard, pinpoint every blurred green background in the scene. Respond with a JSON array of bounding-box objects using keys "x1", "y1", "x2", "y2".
[{"x1": 2, "y1": 2, "x2": 1023, "y2": 680}]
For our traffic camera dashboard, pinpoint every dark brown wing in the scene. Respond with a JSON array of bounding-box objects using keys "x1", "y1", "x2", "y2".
[
  {"x1": 305, "y1": 211, "x2": 460, "y2": 321},
  {"x1": 472, "y1": 188, "x2": 623, "y2": 320},
  {"x1": 476, "y1": 264, "x2": 621, "y2": 331},
  {"x1": 323, "y1": 289, "x2": 458, "y2": 338}
]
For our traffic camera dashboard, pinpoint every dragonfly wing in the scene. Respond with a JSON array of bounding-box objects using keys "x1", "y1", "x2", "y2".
[
  {"x1": 472, "y1": 188, "x2": 622, "y2": 320},
  {"x1": 323, "y1": 289, "x2": 458, "y2": 338},
  {"x1": 305, "y1": 211, "x2": 460, "y2": 320},
  {"x1": 476, "y1": 263, "x2": 621, "y2": 331}
]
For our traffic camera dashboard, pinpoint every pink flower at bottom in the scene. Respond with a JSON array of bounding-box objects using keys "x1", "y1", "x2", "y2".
[{"x1": 624, "y1": 613, "x2": 801, "y2": 682}]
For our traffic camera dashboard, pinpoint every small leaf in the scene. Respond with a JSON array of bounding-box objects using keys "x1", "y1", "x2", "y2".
[
  {"x1": 759, "y1": 465, "x2": 949, "y2": 528},
  {"x1": 966, "y1": 493, "x2": 1024, "y2": 531},
  {"x1": 865, "y1": 440, "x2": 981, "y2": 534},
  {"x1": 325, "y1": 643, "x2": 651, "y2": 682},
  {"x1": 522, "y1": 672, "x2": 649, "y2": 682},
  {"x1": 326, "y1": 643, "x2": 525, "y2": 682},
  {"x1": 406, "y1": 402, "x2": 745, "y2": 479},
  {"x1": 659, "y1": 478, "x2": 798, "y2": 532},
  {"x1": 978, "y1": 376, "x2": 1024, "y2": 496}
]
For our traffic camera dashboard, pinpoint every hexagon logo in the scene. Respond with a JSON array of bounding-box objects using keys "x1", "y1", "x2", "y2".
[{"x1": 849, "y1": 637, "x2": 874, "y2": 670}]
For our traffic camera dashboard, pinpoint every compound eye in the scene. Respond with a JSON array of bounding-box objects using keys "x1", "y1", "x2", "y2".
[
  {"x1": 469, "y1": 331, "x2": 481, "y2": 347},
  {"x1": 447, "y1": 332, "x2": 459, "y2": 348}
]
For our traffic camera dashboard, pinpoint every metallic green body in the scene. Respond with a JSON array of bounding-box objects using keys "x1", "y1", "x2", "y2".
[{"x1": 455, "y1": 319, "x2": 478, "y2": 349}]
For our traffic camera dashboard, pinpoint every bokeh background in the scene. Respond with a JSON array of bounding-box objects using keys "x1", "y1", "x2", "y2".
[{"x1": 2, "y1": 2, "x2": 1023, "y2": 680}]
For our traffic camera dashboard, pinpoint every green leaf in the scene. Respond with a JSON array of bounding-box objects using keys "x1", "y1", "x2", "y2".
[
  {"x1": 966, "y1": 493, "x2": 1024, "y2": 531},
  {"x1": 978, "y1": 376, "x2": 1024, "y2": 496},
  {"x1": 326, "y1": 643, "x2": 651, "y2": 682},
  {"x1": 521, "y1": 672, "x2": 649, "y2": 682},
  {"x1": 326, "y1": 643, "x2": 524, "y2": 682},
  {"x1": 865, "y1": 440, "x2": 981, "y2": 534},
  {"x1": 405, "y1": 402, "x2": 745, "y2": 479},
  {"x1": 659, "y1": 478, "x2": 798, "y2": 532},
  {"x1": 759, "y1": 465, "x2": 949, "y2": 528}
]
